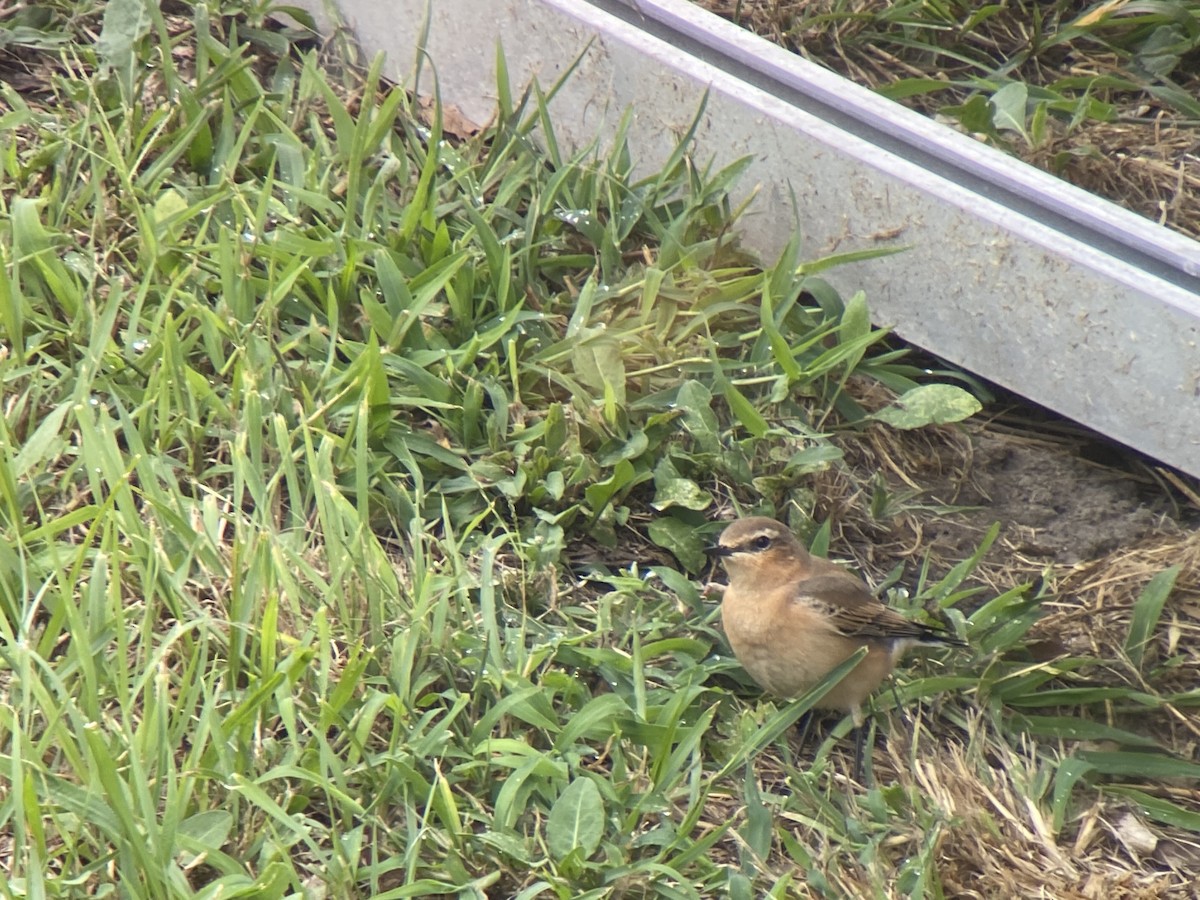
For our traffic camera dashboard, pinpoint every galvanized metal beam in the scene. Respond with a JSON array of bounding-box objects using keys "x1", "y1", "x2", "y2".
[{"x1": 291, "y1": 0, "x2": 1200, "y2": 477}]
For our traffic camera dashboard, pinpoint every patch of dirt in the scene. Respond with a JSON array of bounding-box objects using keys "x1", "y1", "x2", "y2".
[
  {"x1": 816, "y1": 395, "x2": 1194, "y2": 593},
  {"x1": 926, "y1": 429, "x2": 1169, "y2": 567},
  {"x1": 904, "y1": 417, "x2": 1200, "y2": 710}
]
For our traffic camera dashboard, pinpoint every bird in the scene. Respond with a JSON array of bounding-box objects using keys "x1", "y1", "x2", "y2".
[{"x1": 712, "y1": 516, "x2": 963, "y2": 776}]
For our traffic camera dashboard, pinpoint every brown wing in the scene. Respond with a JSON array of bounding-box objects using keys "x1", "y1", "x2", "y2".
[{"x1": 791, "y1": 574, "x2": 958, "y2": 643}]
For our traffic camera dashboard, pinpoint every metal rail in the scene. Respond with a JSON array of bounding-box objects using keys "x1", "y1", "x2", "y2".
[{"x1": 609, "y1": 0, "x2": 1200, "y2": 287}]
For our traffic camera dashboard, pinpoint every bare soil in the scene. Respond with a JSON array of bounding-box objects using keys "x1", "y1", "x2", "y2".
[{"x1": 928, "y1": 427, "x2": 1170, "y2": 566}]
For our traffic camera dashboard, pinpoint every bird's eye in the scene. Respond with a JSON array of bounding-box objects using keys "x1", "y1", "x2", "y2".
[{"x1": 751, "y1": 535, "x2": 772, "y2": 551}]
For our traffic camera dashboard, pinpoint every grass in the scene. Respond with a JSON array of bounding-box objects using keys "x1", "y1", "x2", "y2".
[
  {"x1": 699, "y1": 0, "x2": 1200, "y2": 242},
  {"x1": 0, "y1": 1, "x2": 1198, "y2": 897}
]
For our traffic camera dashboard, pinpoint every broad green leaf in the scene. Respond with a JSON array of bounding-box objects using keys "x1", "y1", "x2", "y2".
[
  {"x1": 544, "y1": 403, "x2": 567, "y2": 455},
  {"x1": 784, "y1": 443, "x2": 843, "y2": 474},
  {"x1": 653, "y1": 564, "x2": 704, "y2": 613},
  {"x1": 178, "y1": 809, "x2": 233, "y2": 847},
  {"x1": 740, "y1": 768, "x2": 774, "y2": 861},
  {"x1": 676, "y1": 380, "x2": 719, "y2": 452},
  {"x1": 546, "y1": 778, "x2": 604, "y2": 861},
  {"x1": 648, "y1": 515, "x2": 707, "y2": 573},
  {"x1": 596, "y1": 430, "x2": 649, "y2": 466},
  {"x1": 878, "y1": 77, "x2": 954, "y2": 101},
  {"x1": 837, "y1": 290, "x2": 872, "y2": 374},
  {"x1": 96, "y1": 0, "x2": 153, "y2": 93},
  {"x1": 176, "y1": 810, "x2": 234, "y2": 866},
  {"x1": 585, "y1": 459, "x2": 639, "y2": 514},
  {"x1": 151, "y1": 189, "x2": 189, "y2": 243},
  {"x1": 12, "y1": 198, "x2": 80, "y2": 315},
  {"x1": 989, "y1": 82, "x2": 1029, "y2": 137},
  {"x1": 1004, "y1": 687, "x2": 1159, "y2": 708},
  {"x1": 760, "y1": 278, "x2": 803, "y2": 382},
  {"x1": 13, "y1": 400, "x2": 71, "y2": 479},
  {"x1": 723, "y1": 382, "x2": 768, "y2": 437},
  {"x1": 1135, "y1": 24, "x2": 1187, "y2": 78},
  {"x1": 1051, "y1": 758, "x2": 1096, "y2": 834},
  {"x1": 555, "y1": 694, "x2": 630, "y2": 749},
  {"x1": 953, "y1": 94, "x2": 995, "y2": 134},
  {"x1": 572, "y1": 337, "x2": 626, "y2": 407}
]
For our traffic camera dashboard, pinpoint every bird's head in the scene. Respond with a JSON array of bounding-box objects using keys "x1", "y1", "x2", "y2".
[{"x1": 712, "y1": 517, "x2": 812, "y2": 582}]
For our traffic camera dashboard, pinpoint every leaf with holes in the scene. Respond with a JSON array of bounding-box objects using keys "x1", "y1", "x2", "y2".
[
  {"x1": 870, "y1": 384, "x2": 981, "y2": 430},
  {"x1": 651, "y1": 477, "x2": 713, "y2": 513}
]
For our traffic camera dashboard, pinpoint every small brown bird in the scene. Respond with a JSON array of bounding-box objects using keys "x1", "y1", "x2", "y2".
[{"x1": 714, "y1": 516, "x2": 962, "y2": 768}]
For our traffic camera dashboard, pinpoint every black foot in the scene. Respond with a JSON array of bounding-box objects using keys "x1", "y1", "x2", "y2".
[
  {"x1": 794, "y1": 710, "x2": 815, "y2": 753},
  {"x1": 852, "y1": 724, "x2": 865, "y2": 783}
]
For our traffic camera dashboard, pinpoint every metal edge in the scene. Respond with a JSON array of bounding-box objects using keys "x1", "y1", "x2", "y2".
[{"x1": 611, "y1": 0, "x2": 1200, "y2": 284}]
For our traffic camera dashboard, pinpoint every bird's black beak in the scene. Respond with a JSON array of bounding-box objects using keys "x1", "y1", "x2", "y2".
[{"x1": 706, "y1": 544, "x2": 733, "y2": 558}]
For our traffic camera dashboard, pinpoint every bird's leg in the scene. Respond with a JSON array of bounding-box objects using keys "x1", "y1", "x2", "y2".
[
  {"x1": 849, "y1": 707, "x2": 875, "y2": 786},
  {"x1": 852, "y1": 723, "x2": 866, "y2": 784},
  {"x1": 888, "y1": 677, "x2": 912, "y2": 735},
  {"x1": 794, "y1": 709, "x2": 815, "y2": 754},
  {"x1": 885, "y1": 677, "x2": 920, "y2": 760}
]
